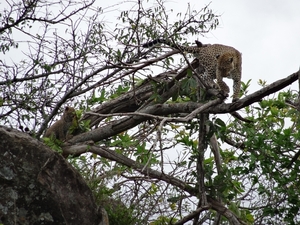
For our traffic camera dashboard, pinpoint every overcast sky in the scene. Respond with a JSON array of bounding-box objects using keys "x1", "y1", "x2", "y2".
[
  {"x1": 186, "y1": 0, "x2": 300, "y2": 92},
  {"x1": 100, "y1": 0, "x2": 300, "y2": 96},
  {"x1": 4, "y1": 0, "x2": 300, "y2": 96}
]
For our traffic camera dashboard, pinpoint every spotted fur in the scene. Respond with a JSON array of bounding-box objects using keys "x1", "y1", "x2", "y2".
[{"x1": 143, "y1": 39, "x2": 242, "y2": 101}]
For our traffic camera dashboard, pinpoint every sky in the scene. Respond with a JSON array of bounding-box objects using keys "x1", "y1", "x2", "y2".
[
  {"x1": 2, "y1": 0, "x2": 300, "y2": 119},
  {"x1": 4, "y1": 0, "x2": 300, "y2": 96},
  {"x1": 2, "y1": 0, "x2": 299, "y2": 216},
  {"x1": 98, "y1": 0, "x2": 300, "y2": 99},
  {"x1": 186, "y1": 0, "x2": 300, "y2": 93}
]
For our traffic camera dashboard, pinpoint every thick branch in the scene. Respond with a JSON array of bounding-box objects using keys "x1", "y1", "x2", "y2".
[
  {"x1": 63, "y1": 144, "x2": 197, "y2": 195},
  {"x1": 227, "y1": 70, "x2": 300, "y2": 111},
  {"x1": 68, "y1": 66, "x2": 298, "y2": 142},
  {"x1": 76, "y1": 70, "x2": 300, "y2": 143},
  {"x1": 63, "y1": 143, "x2": 245, "y2": 224},
  {"x1": 173, "y1": 205, "x2": 212, "y2": 225},
  {"x1": 197, "y1": 114, "x2": 208, "y2": 206},
  {"x1": 82, "y1": 57, "x2": 196, "y2": 126},
  {"x1": 210, "y1": 134, "x2": 222, "y2": 174}
]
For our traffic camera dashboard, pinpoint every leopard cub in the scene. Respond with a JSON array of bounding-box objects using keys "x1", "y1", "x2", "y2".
[{"x1": 44, "y1": 106, "x2": 77, "y2": 141}]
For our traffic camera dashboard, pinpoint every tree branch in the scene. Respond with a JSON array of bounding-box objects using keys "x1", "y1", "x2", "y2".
[{"x1": 63, "y1": 143, "x2": 245, "y2": 224}]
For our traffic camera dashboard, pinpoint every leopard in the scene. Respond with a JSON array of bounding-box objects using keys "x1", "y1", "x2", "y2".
[
  {"x1": 142, "y1": 39, "x2": 242, "y2": 102},
  {"x1": 44, "y1": 106, "x2": 78, "y2": 141}
]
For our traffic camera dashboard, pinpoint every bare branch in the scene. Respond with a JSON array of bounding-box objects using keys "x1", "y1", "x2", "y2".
[{"x1": 62, "y1": 143, "x2": 244, "y2": 224}]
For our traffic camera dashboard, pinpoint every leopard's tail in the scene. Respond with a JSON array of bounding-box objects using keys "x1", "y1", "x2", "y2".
[
  {"x1": 142, "y1": 39, "x2": 176, "y2": 48},
  {"x1": 142, "y1": 39, "x2": 204, "y2": 51}
]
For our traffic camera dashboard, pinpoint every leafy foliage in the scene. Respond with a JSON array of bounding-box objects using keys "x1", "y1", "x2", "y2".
[{"x1": 1, "y1": 0, "x2": 300, "y2": 224}]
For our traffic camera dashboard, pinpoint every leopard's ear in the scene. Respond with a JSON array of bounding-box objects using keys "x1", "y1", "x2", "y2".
[{"x1": 195, "y1": 40, "x2": 203, "y2": 47}]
